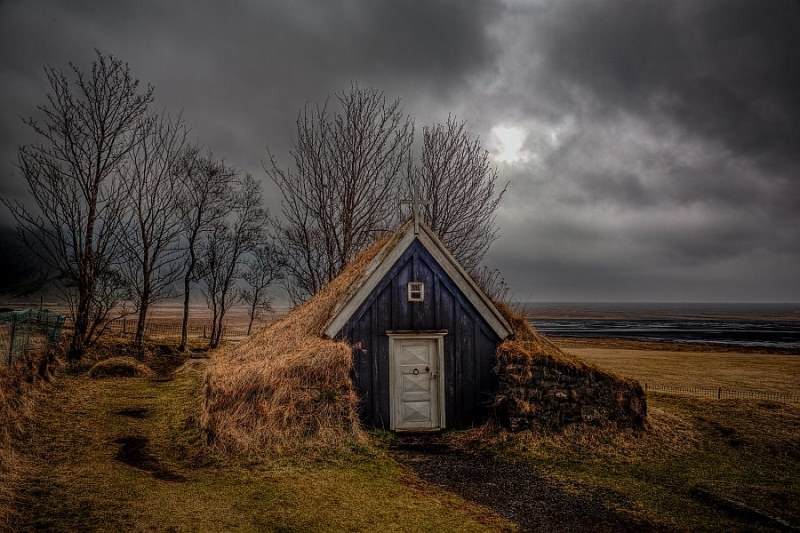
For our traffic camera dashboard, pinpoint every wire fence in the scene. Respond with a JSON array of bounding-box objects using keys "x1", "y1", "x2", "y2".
[
  {"x1": 643, "y1": 383, "x2": 799, "y2": 404},
  {"x1": 0, "y1": 309, "x2": 66, "y2": 366},
  {"x1": 103, "y1": 318, "x2": 249, "y2": 340}
]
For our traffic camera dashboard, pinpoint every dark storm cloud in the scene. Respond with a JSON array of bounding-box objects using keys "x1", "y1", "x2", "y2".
[
  {"x1": 472, "y1": 0, "x2": 800, "y2": 300},
  {"x1": 0, "y1": 0, "x2": 503, "y2": 206},
  {"x1": 1, "y1": 0, "x2": 798, "y2": 301},
  {"x1": 537, "y1": 0, "x2": 800, "y2": 168}
]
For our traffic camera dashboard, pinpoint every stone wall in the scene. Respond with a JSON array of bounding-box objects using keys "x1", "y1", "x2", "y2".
[{"x1": 493, "y1": 340, "x2": 647, "y2": 431}]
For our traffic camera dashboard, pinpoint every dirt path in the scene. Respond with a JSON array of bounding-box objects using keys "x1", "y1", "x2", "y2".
[{"x1": 391, "y1": 438, "x2": 664, "y2": 533}]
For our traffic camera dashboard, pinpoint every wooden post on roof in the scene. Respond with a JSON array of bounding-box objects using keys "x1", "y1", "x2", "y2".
[{"x1": 400, "y1": 180, "x2": 431, "y2": 235}]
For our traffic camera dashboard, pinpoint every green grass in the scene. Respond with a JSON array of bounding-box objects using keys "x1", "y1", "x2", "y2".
[
  {"x1": 11, "y1": 340, "x2": 799, "y2": 531},
  {"x1": 11, "y1": 369, "x2": 511, "y2": 532},
  {"x1": 480, "y1": 394, "x2": 800, "y2": 530}
]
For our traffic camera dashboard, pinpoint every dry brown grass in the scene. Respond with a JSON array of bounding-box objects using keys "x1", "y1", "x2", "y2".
[
  {"x1": 202, "y1": 233, "x2": 403, "y2": 457},
  {"x1": 449, "y1": 400, "x2": 699, "y2": 464},
  {"x1": 496, "y1": 303, "x2": 621, "y2": 371},
  {"x1": 87, "y1": 356, "x2": 155, "y2": 379},
  {"x1": 0, "y1": 347, "x2": 61, "y2": 531},
  {"x1": 561, "y1": 345, "x2": 800, "y2": 396},
  {"x1": 11, "y1": 369, "x2": 510, "y2": 532},
  {"x1": 493, "y1": 303, "x2": 646, "y2": 428}
]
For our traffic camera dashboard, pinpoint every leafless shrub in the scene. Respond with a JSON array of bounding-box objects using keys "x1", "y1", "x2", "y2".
[{"x1": 471, "y1": 265, "x2": 510, "y2": 304}]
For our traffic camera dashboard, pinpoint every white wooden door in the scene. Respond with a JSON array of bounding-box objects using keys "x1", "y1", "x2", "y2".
[{"x1": 391, "y1": 337, "x2": 442, "y2": 430}]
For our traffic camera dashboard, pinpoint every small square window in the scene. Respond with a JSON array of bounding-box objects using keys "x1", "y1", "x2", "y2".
[{"x1": 407, "y1": 281, "x2": 425, "y2": 302}]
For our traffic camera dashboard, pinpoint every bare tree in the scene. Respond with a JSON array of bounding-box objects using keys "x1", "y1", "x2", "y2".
[
  {"x1": 470, "y1": 265, "x2": 510, "y2": 304},
  {"x1": 2, "y1": 51, "x2": 153, "y2": 359},
  {"x1": 413, "y1": 116, "x2": 507, "y2": 272},
  {"x1": 118, "y1": 111, "x2": 188, "y2": 348},
  {"x1": 267, "y1": 85, "x2": 414, "y2": 302},
  {"x1": 240, "y1": 238, "x2": 283, "y2": 335},
  {"x1": 176, "y1": 151, "x2": 236, "y2": 351},
  {"x1": 198, "y1": 174, "x2": 267, "y2": 347}
]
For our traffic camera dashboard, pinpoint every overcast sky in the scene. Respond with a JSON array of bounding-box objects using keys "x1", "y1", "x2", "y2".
[{"x1": 1, "y1": 0, "x2": 798, "y2": 302}]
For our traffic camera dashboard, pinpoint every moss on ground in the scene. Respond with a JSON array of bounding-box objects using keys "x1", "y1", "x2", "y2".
[{"x1": 11, "y1": 369, "x2": 511, "y2": 532}]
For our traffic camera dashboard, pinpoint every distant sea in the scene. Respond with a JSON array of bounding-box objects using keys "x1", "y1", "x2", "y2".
[{"x1": 520, "y1": 302, "x2": 800, "y2": 350}]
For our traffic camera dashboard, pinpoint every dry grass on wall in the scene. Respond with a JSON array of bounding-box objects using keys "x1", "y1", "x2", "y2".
[
  {"x1": 202, "y1": 234, "x2": 400, "y2": 458},
  {"x1": 0, "y1": 348, "x2": 61, "y2": 531},
  {"x1": 493, "y1": 303, "x2": 647, "y2": 430}
]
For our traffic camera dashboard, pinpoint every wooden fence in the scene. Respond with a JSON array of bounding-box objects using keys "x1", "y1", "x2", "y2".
[
  {"x1": 643, "y1": 383, "x2": 799, "y2": 404},
  {"x1": 104, "y1": 319, "x2": 249, "y2": 340},
  {"x1": 0, "y1": 309, "x2": 65, "y2": 366}
]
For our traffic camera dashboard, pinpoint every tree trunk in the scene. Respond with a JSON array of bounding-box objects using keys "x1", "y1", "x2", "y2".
[
  {"x1": 213, "y1": 310, "x2": 227, "y2": 348},
  {"x1": 208, "y1": 299, "x2": 219, "y2": 348},
  {"x1": 134, "y1": 300, "x2": 149, "y2": 348},
  {"x1": 246, "y1": 286, "x2": 259, "y2": 336},
  {"x1": 68, "y1": 315, "x2": 87, "y2": 360},
  {"x1": 68, "y1": 285, "x2": 91, "y2": 360},
  {"x1": 179, "y1": 243, "x2": 197, "y2": 352},
  {"x1": 179, "y1": 270, "x2": 192, "y2": 351}
]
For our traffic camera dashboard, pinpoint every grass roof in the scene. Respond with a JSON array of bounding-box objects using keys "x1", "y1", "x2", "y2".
[
  {"x1": 201, "y1": 232, "x2": 401, "y2": 457},
  {"x1": 493, "y1": 303, "x2": 647, "y2": 429}
]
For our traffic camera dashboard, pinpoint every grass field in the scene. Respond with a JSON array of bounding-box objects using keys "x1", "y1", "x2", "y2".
[
  {"x1": 9, "y1": 362, "x2": 511, "y2": 532},
  {"x1": 472, "y1": 394, "x2": 800, "y2": 530},
  {"x1": 555, "y1": 339, "x2": 800, "y2": 396},
  {"x1": 5, "y1": 336, "x2": 799, "y2": 531},
  {"x1": 501, "y1": 338, "x2": 800, "y2": 529}
]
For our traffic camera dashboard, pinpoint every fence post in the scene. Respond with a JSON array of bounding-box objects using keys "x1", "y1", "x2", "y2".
[
  {"x1": 8, "y1": 314, "x2": 17, "y2": 365},
  {"x1": 718, "y1": 387, "x2": 721, "y2": 400}
]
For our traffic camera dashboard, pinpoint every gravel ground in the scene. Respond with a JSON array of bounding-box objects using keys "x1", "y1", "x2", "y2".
[{"x1": 391, "y1": 438, "x2": 665, "y2": 533}]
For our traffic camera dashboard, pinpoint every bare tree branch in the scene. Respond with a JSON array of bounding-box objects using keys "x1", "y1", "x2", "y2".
[
  {"x1": 199, "y1": 174, "x2": 268, "y2": 347},
  {"x1": 118, "y1": 110, "x2": 188, "y2": 348},
  {"x1": 240, "y1": 235, "x2": 284, "y2": 335},
  {"x1": 267, "y1": 85, "x2": 413, "y2": 303},
  {"x1": 413, "y1": 115, "x2": 508, "y2": 272},
  {"x1": 2, "y1": 51, "x2": 153, "y2": 359},
  {"x1": 268, "y1": 90, "x2": 507, "y2": 302},
  {"x1": 176, "y1": 149, "x2": 236, "y2": 351}
]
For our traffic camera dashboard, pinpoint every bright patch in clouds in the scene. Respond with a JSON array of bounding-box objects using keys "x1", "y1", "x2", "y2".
[{"x1": 491, "y1": 124, "x2": 528, "y2": 163}]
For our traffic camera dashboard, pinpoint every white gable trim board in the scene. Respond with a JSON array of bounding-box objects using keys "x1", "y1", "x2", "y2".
[
  {"x1": 323, "y1": 221, "x2": 512, "y2": 339},
  {"x1": 415, "y1": 224, "x2": 512, "y2": 339}
]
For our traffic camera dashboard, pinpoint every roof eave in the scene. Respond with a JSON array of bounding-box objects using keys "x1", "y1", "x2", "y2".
[{"x1": 323, "y1": 218, "x2": 513, "y2": 340}]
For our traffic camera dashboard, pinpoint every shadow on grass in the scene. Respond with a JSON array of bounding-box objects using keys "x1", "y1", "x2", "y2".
[{"x1": 113, "y1": 435, "x2": 186, "y2": 482}]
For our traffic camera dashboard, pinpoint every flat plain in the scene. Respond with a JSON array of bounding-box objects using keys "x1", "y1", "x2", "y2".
[
  {"x1": 4, "y1": 303, "x2": 799, "y2": 531},
  {"x1": 555, "y1": 338, "x2": 800, "y2": 396}
]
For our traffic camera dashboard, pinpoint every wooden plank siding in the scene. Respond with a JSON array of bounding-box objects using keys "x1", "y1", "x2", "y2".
[{"x1": 338, "y1": 239, "x2": 501, "y2": 429}]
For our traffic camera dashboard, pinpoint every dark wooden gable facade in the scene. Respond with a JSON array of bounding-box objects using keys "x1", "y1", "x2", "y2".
[{"x1": 325, "y1": 221, "x2": 512, "y2": 430}]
